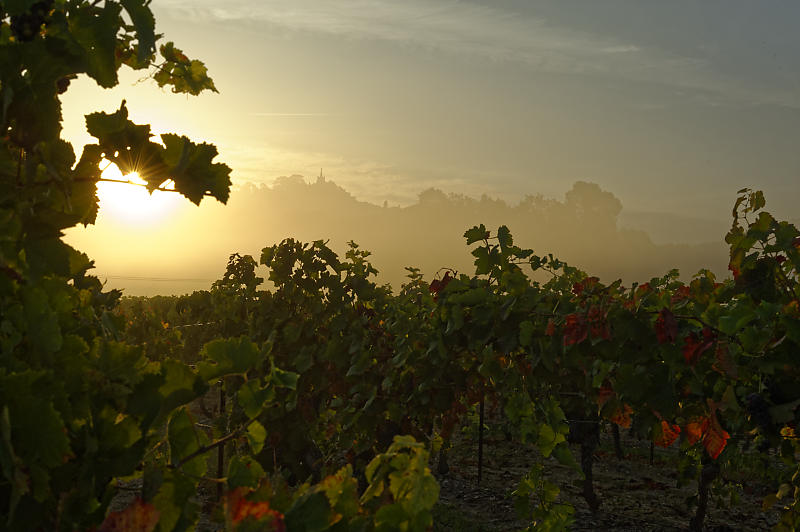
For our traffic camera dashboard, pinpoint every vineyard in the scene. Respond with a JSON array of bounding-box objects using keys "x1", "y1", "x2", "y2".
[{"x1": 2, "y1": 2, "x2": 800, "y2": 531}]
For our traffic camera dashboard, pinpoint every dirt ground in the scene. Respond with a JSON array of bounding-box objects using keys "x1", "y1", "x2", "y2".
[{"x1": 433, "y1": 426, "x2": 785, "y2": 531}]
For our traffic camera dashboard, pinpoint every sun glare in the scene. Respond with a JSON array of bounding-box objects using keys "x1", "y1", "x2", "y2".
[{"x1": 96, "y1": 161, "x2": 181, "y2": 226}]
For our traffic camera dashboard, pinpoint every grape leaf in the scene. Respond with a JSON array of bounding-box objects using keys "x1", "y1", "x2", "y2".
[
  {"x1": 653, "y1": 420, "x2": 681, "y2": 448},
  {"x1": 120, "y1": 0, "x2": 156, "y2": 63},
  {"x1": 160, "y1": 133, "x2": 231, "y2": 205},
  {"x1": 70, "y1": 2, "x2": 123, "y2": 88},
  {"x1": 98, "y1": 498, "x2": 159, "y2": 532}
]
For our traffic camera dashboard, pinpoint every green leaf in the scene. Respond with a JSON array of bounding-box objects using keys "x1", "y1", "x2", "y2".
[
  {"x1": 227, "y1": 455, "x2": 265, "y2": 489},
  {"x1": 374, "y1": 503, "x2": 409, "y2": 530},
  {"x1": 167, "y1": 408, "x2": 207, "y2": 477},
  {"x1": 160, "y1": 133, "x2": 231, "y2": 205},
  {"x1": 552, "y1": 444, "x2": 583, "y2": 477},
  {"x1": 718, "y1": 300, "x2": 756, "y2": 335},
  {"x1": 319, "y1": 465, "x2": 360, "y2": 519},
  {"x1": 497, "y1": 225, "x2": 512, "y2": 250},
  {"x1": 151, "y1": 472, "x2": 200, "y2": 532},
  {"x1": 70, "y1": 2, "x2": 123, "y2": 88},
  {"x1": 464, "y1": 224, "x2": 489, "y2": 245},
  {"x1": 0, "y1": 372, "x2": 71, "y2": 469},
  {"x1": 519, "y1": 320, "x2": 535, "y2": 347},
  {"x1": 537, "y1": 423, "x2": 566, "y2": 457},
  {"x1": 270, "y1": 366, "x2": 299, "y2": 390},
  {"x1": 21, "y1": 285, "x2": 62, "y2": 354},
  {"x1": 285, "y1": 491, "x2": 331, "y2": 532},
  {"x1": 155, "y1": 42, "x2": 219, "y2": 95},
  {"x1": 159, "y1": 359, "x2": 207, "y2": 413},
  {"x1": 197, "y1": 337, "x2": 263, "y2": 381},
  {"x1": 120, "y1": 0, "x2": 156, "y2": 62},
  {"x1": 246, "y1": 421, "x2": 267, "y2": 454},
  {"x1": 237, "y1": 379, "x2": 274, "y2": 419}
]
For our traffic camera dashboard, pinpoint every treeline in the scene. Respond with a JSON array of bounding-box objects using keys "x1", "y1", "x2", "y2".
[{"x1": 68, "y1": 176, "x2": 728, "y2": 294}]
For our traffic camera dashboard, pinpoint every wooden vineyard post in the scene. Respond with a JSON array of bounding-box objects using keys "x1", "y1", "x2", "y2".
[
  {"x1": 217, "y1": 382, "x2": 226, "y2": 500},
  {"x1": 478, "y1": 390, "x2": 485, "y2": 484},
  {"x1": 612, "y1": 424, "x2": 624, "y2": 460}
]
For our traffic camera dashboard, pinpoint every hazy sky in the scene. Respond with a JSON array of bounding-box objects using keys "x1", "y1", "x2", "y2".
[
  {"x1": 61, "y1": 1, "x2": 800, "y2": 292},
  {"x1": 60, "y1": 1, "x2": 800, "y2": 219}
]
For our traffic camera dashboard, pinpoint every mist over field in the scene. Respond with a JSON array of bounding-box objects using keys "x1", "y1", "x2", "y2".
[
  {"x1": 55, "y1": 1, "x2": 799, "y2": 299},
  {"x1": 65, "y1": 176, "x2": 735, "y2": 296}
]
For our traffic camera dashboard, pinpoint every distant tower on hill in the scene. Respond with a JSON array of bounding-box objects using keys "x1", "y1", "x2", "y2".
[{"x1": 316, "y1": 168, "x2": 325, "y2": 184}]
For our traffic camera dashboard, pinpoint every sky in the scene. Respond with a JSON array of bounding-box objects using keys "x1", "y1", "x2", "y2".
[{"x1": 62, "y1": 1, "x2": 800, "y2": 293}]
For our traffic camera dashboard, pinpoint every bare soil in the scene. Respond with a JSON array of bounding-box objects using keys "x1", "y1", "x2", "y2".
[{"x1": 433, "y1": 426, "x2": 784, "y2": 531}]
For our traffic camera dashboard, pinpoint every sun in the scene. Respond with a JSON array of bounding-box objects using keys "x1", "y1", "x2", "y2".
[{"x1": 96, "y1": 161, "x2": 182, "y2": 226}]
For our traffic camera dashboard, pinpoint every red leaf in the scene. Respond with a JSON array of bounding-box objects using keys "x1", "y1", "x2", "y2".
[
  {"x1": 429, "y1": 272, "x2": 453, "y2": 299},
  {"x1": 784, "y1": 300, "x2": 800, "y2": 317},
  {"x1": 685, "y1": 415, "x2": 729, "y2": 459},
  {"x1": 670, "y1": 286, "x2": 691, "y2": 304},
  {"x1": 596, "y1": 386, "x2": 614, "y2": 407},
  {"x1": 588, "y1": 306, "x2": 611, "y2": 341},
  {"x1": 572, "y1": 276, "x2": 600, "y2": 296},
  {"x1": 653, "y1": 420, "x2": 681, "y2": 448},
  {"x1": 98, "y1": 498, "x2": 159, "y2": 532},
  {"x1": 712, "y1": 343, "x2": 737, "y2": 378},
  {"x1": 545, "y1": 319, "x2": 556, "y2": 336},
  {"x1": 609, "y1": 404, "x2": 633, "y2": 429},
  {"x1": 703, "y1": 416, "x2": 730, "y2": 459},
  {"x1": 227, "y1": 488, "x2": 286, "y2": 531},
  {"x1": 682, "y1": 328, "x2": 715, "y2": 366},
  {"x1": 563, "y1": 313, "x2": 588, "y2": 346},
  {"x1": 572, "y1": 281, "x2": 585, "y2": 296},
  {"x1": 654, "y1": 308, "x2": 678, "y2": 344},
  {"x1": 686, "y1": 417, "x2": 707, "y2": 445}
]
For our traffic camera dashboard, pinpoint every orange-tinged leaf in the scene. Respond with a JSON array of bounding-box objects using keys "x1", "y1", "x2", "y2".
[
  {"x1": 686, "y1": 418, "x2": 708, "y2": 446},
  {"x1": 654, "y1": 421, "x2": 681, "y2": 448},
  {"x1": 596, "y1": 386, "x2": 614, "y2": 407},
  {"x1": 670, "y1": 285, "x2": 691, "y2": 305},
  {"x1": 685, "y1": 415, "x2": 730, "y2": 459},
  {"x1": 609, "y1": 404, "x2": 633, "y2": 429},
  {"x1": 712, "y1": 343, "x2": 738, "y2": 378},
  {"x1": 227, "y1": 488, "x2": 286, "y2": 531},
  {"x1": 98, "y1": 498, "x2": 159, "y2": 532},
  {"x1": 703, "y1": 415, "x2": 730, "y2": 459}
]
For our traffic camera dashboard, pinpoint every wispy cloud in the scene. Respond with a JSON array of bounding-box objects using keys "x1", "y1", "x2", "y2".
[{"x1": 161, "y1": 0, "x2": 799, "y2": 108}]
